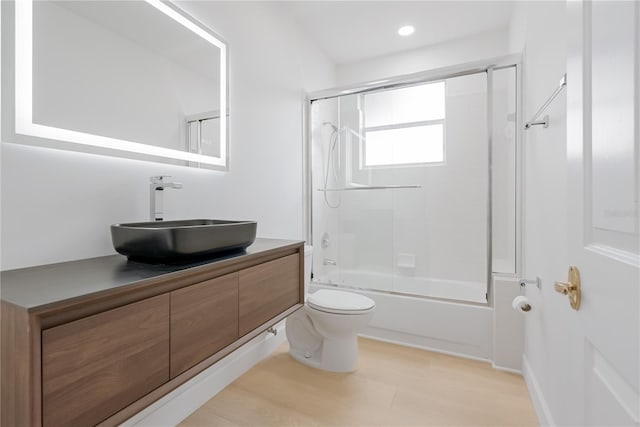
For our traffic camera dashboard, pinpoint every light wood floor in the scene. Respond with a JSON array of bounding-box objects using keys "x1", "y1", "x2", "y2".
[{"x1": 180, "y1": 338, "x2": 538, "y2": 427}]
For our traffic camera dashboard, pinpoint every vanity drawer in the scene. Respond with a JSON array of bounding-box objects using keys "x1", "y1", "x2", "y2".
[
  {"x1": 170, "y1": 272, "x2": 239, "y2": 377},
  {"x1": 239, "y1": 254, "x2": 301, "y2": 336},
  {"x1": 42, "y1": 294, "x2": 170, "y2": 427}
]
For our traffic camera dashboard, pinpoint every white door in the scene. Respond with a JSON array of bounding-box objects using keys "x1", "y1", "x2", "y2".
[{"x1": 566, "y1": 1, "x2": 640, "y2": 425}]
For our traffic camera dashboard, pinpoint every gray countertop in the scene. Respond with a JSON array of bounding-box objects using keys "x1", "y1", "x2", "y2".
[{"x1": 1, "y1": 238, "x2": 302, "y2": 311}]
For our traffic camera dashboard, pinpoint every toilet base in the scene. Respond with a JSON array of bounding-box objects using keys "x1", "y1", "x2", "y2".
[
  {"x1": 288, "y1": 347, "x2": 321, "y2": 369},
  {"x1": 319, "y1": 335, "x2": 359, "y2": 372},
  {"x1": 286, "y1": 309, "x2": 362, "y2": 373},
  {"x1": 288, "y1": 336, "x2": 359, "y2": 373}
]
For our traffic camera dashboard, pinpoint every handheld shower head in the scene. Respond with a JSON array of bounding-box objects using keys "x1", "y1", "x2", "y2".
[{"x1": 322, "y1": 122, "x2": 339, "y2": 132}]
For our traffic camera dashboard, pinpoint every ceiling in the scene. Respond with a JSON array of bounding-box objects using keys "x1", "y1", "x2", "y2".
[{"x1": 276, "y1": 1, "x2": 514, "y2": 64}]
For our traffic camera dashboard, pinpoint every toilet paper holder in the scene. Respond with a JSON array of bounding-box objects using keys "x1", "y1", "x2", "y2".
[
  {"x1": 514, "y1": 277, "x2": 540, "y2": 313},
  {"x1": 519, "y1": 277, "x2": 541, "y2": 290},
  {"x1": 512, "y1": 295, "x2": 532, "y2": 312}
]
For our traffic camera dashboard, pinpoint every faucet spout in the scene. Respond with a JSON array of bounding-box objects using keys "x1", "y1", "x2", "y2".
[{"x1": 150, "y1": 175, "x2": 182, "y2": 221}]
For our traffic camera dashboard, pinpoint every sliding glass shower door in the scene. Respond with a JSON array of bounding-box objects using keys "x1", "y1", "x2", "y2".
[{"x1": 309, "y1": 66, "x2": 517, "y2": 303}]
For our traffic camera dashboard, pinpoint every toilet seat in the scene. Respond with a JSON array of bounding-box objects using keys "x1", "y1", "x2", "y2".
[{"x1": 307, "y1": 289, "x2": 375, "y2": 315}]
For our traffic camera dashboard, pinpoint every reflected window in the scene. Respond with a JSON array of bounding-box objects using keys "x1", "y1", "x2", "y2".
[
  {"x1": 186, "y1": 111, "x2": 221, "y2": 158},
  {"x1": 362, "y1": 81, "x2": 445, "y2": 167}
]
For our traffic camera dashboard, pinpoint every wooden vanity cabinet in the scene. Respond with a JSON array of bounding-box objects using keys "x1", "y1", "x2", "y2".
[
  {"x1": 0, "y1": 241, "x2": 303, "y2": 427},
  {"x1": 239, "y1": 254, "x2": 300, "y2": 335},
  {"x1": 42, "y1": 294, "x2": 170, "y2": 427},
  {"x1": 170, "y1": 272, "x2": 239, "y2": 378}
]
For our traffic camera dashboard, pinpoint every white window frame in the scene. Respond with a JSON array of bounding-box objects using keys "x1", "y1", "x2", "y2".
[
  {"x1": 185, "y1": 110, "x2": 221, "y2": 155},
  {"x1": 359, "y1": 81, "x2": 447, "y2": 169}
]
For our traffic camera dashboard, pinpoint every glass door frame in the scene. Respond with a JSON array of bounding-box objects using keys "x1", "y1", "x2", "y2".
[{"x1": 303, "y1": 54, "x2": 523, "y2": 307}]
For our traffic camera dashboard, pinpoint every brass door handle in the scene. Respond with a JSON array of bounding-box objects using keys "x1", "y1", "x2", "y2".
[
  {"x1": 554, "y1": 282, "x2": 576, "y2": 294},
  {"x1": 554, "y1": 266, "x2": 581, "y2": 310}
]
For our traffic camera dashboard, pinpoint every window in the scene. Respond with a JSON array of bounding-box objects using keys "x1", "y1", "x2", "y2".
[{"x1": 362, "y1": 81, "x2": 445, "y2": 167}]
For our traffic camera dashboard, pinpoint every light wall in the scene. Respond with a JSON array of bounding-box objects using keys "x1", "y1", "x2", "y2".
[
  {"x1": 336, "y1": 29, "x2": 509, "y2": 86},
  {"x1": 1, "y1": 1, "x2": 335, "y2": 270},
  {"x1": 508, "y1": 1, "x2": 572, "y2": 425}
]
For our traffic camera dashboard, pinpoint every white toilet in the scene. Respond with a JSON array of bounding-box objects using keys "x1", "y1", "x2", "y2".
[{"x1": 286, "y1": 246, "x2": 375, "y2": 372}]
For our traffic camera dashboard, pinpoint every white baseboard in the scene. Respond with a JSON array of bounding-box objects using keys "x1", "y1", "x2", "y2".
[
  {"x1": 359, "y1": 332, "x2": 491, "y2": 364},
  {"x1": 522, "y1": 354, "x2": 555, "y2": 426},
  {"x1": 362, "y1": 332, "x2": 525, "y2": 378},
  {"x1": 491, "y1": 362, "x2": 523, "y2": 375},
  {"x1": 121, "y1": 321, "x2": 287, "y2": 427}
]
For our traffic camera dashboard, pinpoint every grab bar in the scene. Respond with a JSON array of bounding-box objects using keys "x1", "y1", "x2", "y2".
[
  {"x1": 318, "y1": 185, "x2": 421, "y2": 192},
  {"x1": 525, "y1": 74, "x2": 567, "y2": 130}
]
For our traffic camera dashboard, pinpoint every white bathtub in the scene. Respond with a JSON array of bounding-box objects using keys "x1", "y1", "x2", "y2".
[
  {"x1": 314, "y1": 269, "x2": 487, "y2": 303},
  {"x1": 310, "y1": 270, "x2": 493, "y2": 360}
]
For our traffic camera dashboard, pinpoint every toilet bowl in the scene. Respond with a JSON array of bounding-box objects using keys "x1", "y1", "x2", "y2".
[{"x1": 286, "y1": 246, "x2": 375, "y2": 372}]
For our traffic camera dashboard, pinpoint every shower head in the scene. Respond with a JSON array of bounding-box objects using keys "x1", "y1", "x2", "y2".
[{"x1": 322, "y1": 122, "x2": 339, "y2": 132}]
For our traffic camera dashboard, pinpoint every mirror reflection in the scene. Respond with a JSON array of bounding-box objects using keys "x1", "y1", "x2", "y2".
[{"x1": 26, "y1": 0, "x2": 227, "y2": 168}]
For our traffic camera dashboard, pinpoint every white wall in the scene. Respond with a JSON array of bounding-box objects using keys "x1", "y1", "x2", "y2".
[
  {"x1": 1, "y1": 1, "x2": 335, "y2": 270},
  {"x1": 336, "y1": 29, "x2": 509, "y2": 86},
  {"x1": 509, "y1": 1, "x2": 572, "y2": 425}
]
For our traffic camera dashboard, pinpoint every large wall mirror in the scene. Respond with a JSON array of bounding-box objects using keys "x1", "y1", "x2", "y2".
[{"x1": 13, "y1": 0, "x2": 227, "y2": 169}]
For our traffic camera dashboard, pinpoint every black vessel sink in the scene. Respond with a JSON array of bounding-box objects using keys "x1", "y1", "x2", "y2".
[{"x1": 111, "y1": 219, "x2": 257, "y2": 261}]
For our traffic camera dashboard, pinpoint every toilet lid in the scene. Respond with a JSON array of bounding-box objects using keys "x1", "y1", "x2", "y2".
[{"x1": 307, "y1": 289, "x2": 375, "y2": 314}]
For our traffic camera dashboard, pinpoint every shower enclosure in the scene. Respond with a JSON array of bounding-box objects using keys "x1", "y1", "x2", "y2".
[{"x1": 306, "y1": 59, "x2": 519, "y2": 304}]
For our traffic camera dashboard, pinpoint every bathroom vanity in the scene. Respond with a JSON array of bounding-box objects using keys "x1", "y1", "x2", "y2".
[{"x1": 1, "y1": 239, "x2": 304, "y2": 427}]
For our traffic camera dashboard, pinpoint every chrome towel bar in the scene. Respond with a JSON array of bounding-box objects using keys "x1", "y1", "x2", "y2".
[{"x1": 525, "y1": 74, "x2": 567, "y2": 130}]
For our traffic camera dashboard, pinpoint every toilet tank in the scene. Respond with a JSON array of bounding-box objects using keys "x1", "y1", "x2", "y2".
[{"x1": 304, "y1": 245, "x2": 313, "y2": 292}]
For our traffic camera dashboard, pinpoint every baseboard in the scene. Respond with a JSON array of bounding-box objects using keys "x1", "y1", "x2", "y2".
[
  {"x1": 522, "y1": 354, "x2": 555, "y2": 426},
  {"x1": 362, "y1": 331, "x2": 526, "y2": 376},
  {"x1": 121, "y1": 321, "x2": 287, "y2": 427},
  {"x1": 359, "y1": 332, "x2": 491, "y2": 364},
  {"x1": 491, "y1": 362, "x2": 523, "y2": 375}
]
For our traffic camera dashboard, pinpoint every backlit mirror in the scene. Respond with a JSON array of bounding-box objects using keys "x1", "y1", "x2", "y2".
[{"x1": 14, "y1": 0, "x2": 227, "y2": 169}]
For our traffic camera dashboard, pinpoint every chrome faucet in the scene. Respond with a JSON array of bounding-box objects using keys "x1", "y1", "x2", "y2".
[{"x1": 150, "y1": 176, "x2": 182, "y2": 221}]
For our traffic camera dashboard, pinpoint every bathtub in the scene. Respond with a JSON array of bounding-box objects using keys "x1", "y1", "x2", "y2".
[
  {"x1": 314, "y1": 269, "x2": 487, "y2": 303},
  {"x1": 310, "y1": 270, "x2": 493, "y2": 360}
]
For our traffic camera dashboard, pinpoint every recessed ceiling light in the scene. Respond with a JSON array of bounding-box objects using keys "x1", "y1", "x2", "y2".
[{"x1": 398, "y1": 25, "x2": 415, "y2": 36}]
